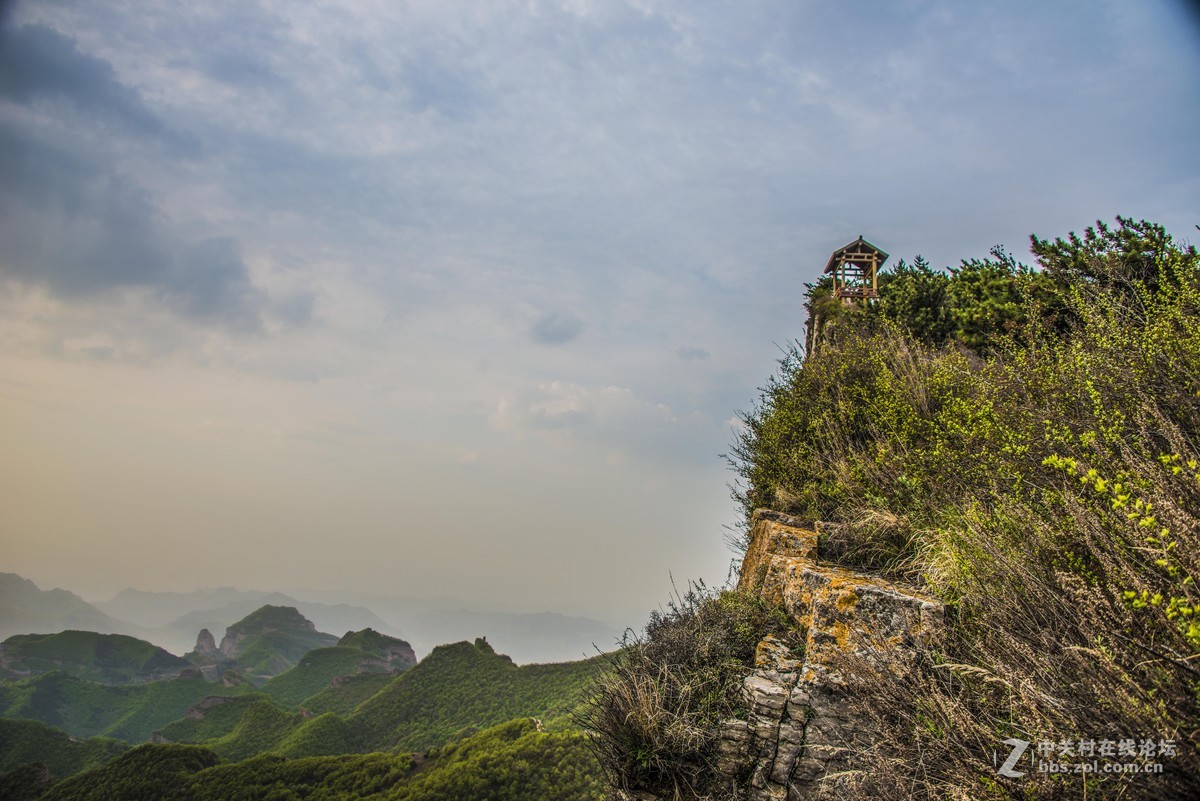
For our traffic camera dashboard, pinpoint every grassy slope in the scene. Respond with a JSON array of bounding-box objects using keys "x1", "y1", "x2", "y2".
[
  {"x1": 0, "y1": 631, "x2": 189, "y2": 683},
  {"x1": 0, "y1": 672, "x2": 250, "y2": 743}
]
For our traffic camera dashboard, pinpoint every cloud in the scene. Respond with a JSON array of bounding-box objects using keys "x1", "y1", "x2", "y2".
[
  {"x1": 530, "y1": 310, "x2": 583, "y2": 345},
  {"x1": 0, "y1": 122, "x2": 265, "y2": 328},
  {"x1": 0, "y1": 23, "x2": 194, "y2": 152},
  {"x1": 675, "y1": 346, "x2": 710, "y2": 361}
]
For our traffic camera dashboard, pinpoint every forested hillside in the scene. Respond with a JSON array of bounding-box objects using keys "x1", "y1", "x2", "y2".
[
  {"x1": 0, "y1": 718, "x2": 603, "y2": 801},
  {"x1": 0, "y1": 635, "x2": 610, "y2": 799}
]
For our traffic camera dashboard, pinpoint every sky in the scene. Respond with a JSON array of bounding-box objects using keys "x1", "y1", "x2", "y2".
[{"x1": 1, "y1": 0, "x2": 1198, "y2": 627}]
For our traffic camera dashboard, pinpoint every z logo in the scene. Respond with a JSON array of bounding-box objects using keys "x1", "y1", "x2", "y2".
[{"x1": 996, "y1": 738, "x2": 1030, "y2": 778}]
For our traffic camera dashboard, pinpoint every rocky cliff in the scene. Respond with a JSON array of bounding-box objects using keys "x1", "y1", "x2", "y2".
[{"x1": 622, "y1": 509, "x2": 944, "y2": 801}]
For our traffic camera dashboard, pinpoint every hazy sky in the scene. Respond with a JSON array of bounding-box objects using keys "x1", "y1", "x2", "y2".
[{"x1": 1, "y1": 0, "x2": 1197, "y2": 625}]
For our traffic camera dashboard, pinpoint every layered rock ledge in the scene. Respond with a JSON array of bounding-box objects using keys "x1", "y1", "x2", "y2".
[{"x1": 726, "y1": 509, "x2": 944, "y2": 800}]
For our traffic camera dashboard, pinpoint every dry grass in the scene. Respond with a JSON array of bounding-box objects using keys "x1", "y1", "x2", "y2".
[{"x1": 578, "y1": 584, "x2": 797, "y2": 800}]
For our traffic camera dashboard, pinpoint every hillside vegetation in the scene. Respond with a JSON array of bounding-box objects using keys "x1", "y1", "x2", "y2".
[
  {"x1": 0, "y1": 670, "x2": 251, "y2": 743},
  {"x1": 13, "y1": 718, "x2": 603, "y2": 801},
  {"x1": 729, "y1": 218, "x2": 1200, "y2": 798},
  {"x1": 260, "y1": 627, "x2": 414, "y2": 709},
  {"x1": 0, "y1": 718, "x2": 128, "y2": 778},
  {"x1": 347, "y1": 637, "x2": 603, "y2": 752},
  {"x1": 209, "y1": 605, "x2": 340, "y2": 683},
  {"x1": 0, "y1": 631, "x2": 189, "y2": 684},
  {"x1": 160, "y1": 638, "x2": 604, "y2": 758}
]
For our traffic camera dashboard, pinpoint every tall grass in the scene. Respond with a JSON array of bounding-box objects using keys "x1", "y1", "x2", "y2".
[
  {"x1": 726, "y1": 219, "x2": 1200, "y2": 798},
  {"x1": 579, "y1": 584, "x2": 798, "y2": 800}
]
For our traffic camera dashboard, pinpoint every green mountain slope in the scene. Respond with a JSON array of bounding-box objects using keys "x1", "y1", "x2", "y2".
[
  {"x1": 260, "y1": 646, "x2": 365, "y2": 707},
  {"x1": 24, "y1": 719, "x2": 603, "y2": 800},
  {"x1": 0, "y1": 718, "x2": 128, "y2": 777},
  {"x1": 346, "y1": 637, "x2": 604, "y2": 752},
  {"x1": 334, "y1": 627, "x2": 416, "y2": 667},
  {"x1": 156, "y1": 694, "x2": 280, "y2": 745},
  {"x1": 0, "y1": 631, "x2": 189, "y2": 684},
  {"x1": 39, "y1": 743, "x2": 219, "y2": 801},
  {"x1": 260, "y1": 628, "x2": 415, "y2": 708},
  {"x1": 0, "y1": 671, "x2": 251, "y2": 743},
  {"x1": 210, "y1": 605, "x2": 338, "y2": 683},
  {"x1": 299, "y1": 671, "x2": 393, "y2": 716},
  {"x1": 155, "y1": 638, "x2": 604, "y2": 761}
]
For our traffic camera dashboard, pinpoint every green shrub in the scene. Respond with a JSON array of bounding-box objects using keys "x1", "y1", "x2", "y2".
[
  {"x1": 727, "y1": 218, "x2": 1200, "y2": 798},
  {"x1": 580, "y1": 584, "x2": 798, "y2": 799}
]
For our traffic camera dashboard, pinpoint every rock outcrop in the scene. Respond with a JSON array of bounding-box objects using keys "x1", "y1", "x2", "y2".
[
  {"x1": 730, "y1": 510, "x2": 944, "y2": 800},
  {"x1": 193, "y1": 628, "x2": 218, "y2": 656},
  {"x1": 623, "y1": 510, "x2": 944, "y2": 801}
]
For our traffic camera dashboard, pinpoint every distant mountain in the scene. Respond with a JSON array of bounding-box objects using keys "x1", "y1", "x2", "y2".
[
  {"x1": 392, "y1": 608, "x2": 622, "y2": 664},
  {"x1": 283, "y1": 588, "x2": 624, "y2": 664},
  {"x1": 0, "y1": 631, "x2": 190, "y2": 684},
  {"x1": 161, "y1": 637, "x2": 605, "y2": 759},
  {"x1": 148, "y1": 594, "x2": 395, "y2": 656},
  {"x1": 95, "y1": 587, "x2": 279, "y2": 630},
  {"x1": 261, "y1": 629, "x2": 416, "y2": 708},
  {"x1": 194, "y1": 605, "x2": 338, "y2": 684},
  {"x1": 5, "y1": 573, "x2": 620, "y2": 668},
  {"x1": 0, "y1": 574, "x2": 131, "y2": 642}
]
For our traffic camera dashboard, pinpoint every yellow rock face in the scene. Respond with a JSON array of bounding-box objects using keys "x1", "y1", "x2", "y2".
[{"x1": 732, "y1": 510, "x2": 944, "y2": 800}]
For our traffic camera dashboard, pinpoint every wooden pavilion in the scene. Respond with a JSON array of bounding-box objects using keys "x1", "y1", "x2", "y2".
[
  {"x1": 825, "y1": 235, "x2": 888, "y2": 303},
  {"x1": 805, "y1": 236, "x2": 889, "y2": 355}
]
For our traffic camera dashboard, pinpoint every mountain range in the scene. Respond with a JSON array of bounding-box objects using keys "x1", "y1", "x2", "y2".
[
  {"x1": 0, "y1": 602, "x2": 608, "y2": 800},
  {"x1": 1, "y1": 573, "x2": 622, "y2": 664}
]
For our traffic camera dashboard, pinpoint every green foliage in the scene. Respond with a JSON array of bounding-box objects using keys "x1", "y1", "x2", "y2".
[
  {"x1": 299, "y1": 672, "x2": 393, "y2": 717},
  {"x1": 0, "y1": 670, "x2": 251, "y2": 743},
  {"x1": 0, "y1": 631, "x2": 190, "y2": 684},
  {"x1": 260, "y1": 629, "x2": 413, "y2": 710},
  {"x1": 346, "y1": 639, "x2": 604, "y2": 753},
  {"x1": 0, "y1": 718, "x2": 127, "y2": 778},
  {"x1": 389, "y1": 718, "x2": 603, "y2": 801},
  {"x1": 18, "y1": 720, "x2": 603, "y2": 801},
  {"x1": 221, "y1": 606, "x2": 339, "y2": 684},
  {"x1": 275, "y1": 714, "x2": 352, "y2": 759},
  {"x1": 0, "y1": 762, "x2": 56, "y2": 801},
  {"x1": 185, "y1": 751, "x2": 414, "y2": 801},
  {"x1": 157, "y1": 694, "x2": 279, "y2": 745},
  {"x1": 152, "y1": 641, "x2": 603, "y2": 767},
  {"x1": 582, "y1": 585, "x2": 798, "y2": 799},
  {"x1": 158, "y1": 695, "x2": 319, "y2": 762},
  {"x1": 39, "y1": 744, "x2": 219, "y2": 801},
  {"x1": 731, "y1": 217, "x2": 1200, "y2": 797},
  {"x1": 1045, "y1": 452, "x2": 1200, "y2": 650},
  {"x1": 261, "y1": 648, "x2": 370, "y2": 709}
]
